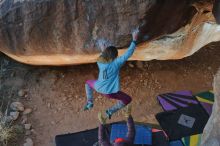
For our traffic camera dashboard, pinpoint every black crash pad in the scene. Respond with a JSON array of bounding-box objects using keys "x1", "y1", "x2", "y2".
[
  {"x1": 155, "y1": 104, "x2": 209, "y2": 141},
  {"x1": 55, "y1": 122, "x2": 160, "y2": 146}
]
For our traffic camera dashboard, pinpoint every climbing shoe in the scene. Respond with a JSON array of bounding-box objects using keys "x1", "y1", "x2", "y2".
[
  {"x1": 83, "y1": 102, "x2": 93, "y2": 111},
  {"x1": 124, "y1": 104, "x2": 132, "y2": 118},
  {"x1": 98, "y1": 112, "x2": 107, "y2": 124},
  {"x1": 105, "y1": 110, "x2": 112, "y2": 119}
]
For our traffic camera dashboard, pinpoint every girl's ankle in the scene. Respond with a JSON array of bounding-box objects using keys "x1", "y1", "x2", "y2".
[{"x1": 84, "y1": 102, "x2": 93, "y2": 111}]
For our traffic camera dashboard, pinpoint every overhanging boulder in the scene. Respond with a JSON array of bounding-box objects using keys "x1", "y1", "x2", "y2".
[
  {"x1": 213, "y1": 0, "x2": 220, "y2": 24},
  {"x1": 0, "y1": 0, "x2": 219, "y2": 65}
]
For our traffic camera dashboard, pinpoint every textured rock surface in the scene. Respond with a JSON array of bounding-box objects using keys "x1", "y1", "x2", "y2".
[
  {"x1": 201, "y1": 68, "x2": 220, "y2": 146},
  {"x1": 10, "y1": 111, "x2": 19, "y2": 120},
  {"x1": 0, "y1": 0, "x2": 154, "y2": 54},
  {"x1": 213, "y1": 0, "x2": 220, "y2": 24},
  {"x1": 0, "y1": 0, "x2": 219, "y2": 65}
]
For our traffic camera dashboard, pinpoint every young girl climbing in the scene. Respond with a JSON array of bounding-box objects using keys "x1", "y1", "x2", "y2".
[{"x1": 84, "y1": 30, "x2": 139, "y2": 119}]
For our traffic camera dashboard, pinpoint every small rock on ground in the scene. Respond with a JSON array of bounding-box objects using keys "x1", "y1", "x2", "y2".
[
  {"x1": 10, "y1": 111, "x2": 19, "y2": 120},
  {"x1": 208, "y1": 66, "x2": 212, "y2": 70},
  {"x1": 25, "y1": 130, "x2": 32, "y2": 136},
  {"x1": 18, "y1": 89, "x2": 27, "y2": 97},
  {"x1": 21, "y1": 115, "x2": 28, "y2": 124},
  {"x1": 51, "y1": 121, "x2": 55, "y2": 125},
  {"x1": 128, "y1": 62, "x2": 134, "y2": 68},
  {"x1": 47, "y1": 103, "x2": 51, "y2": 108},
  {"x1": 0, "y1": 111, "x2": 2, "y2": 119},
  {"x1": 23, "y1": 108, "x2": 32, "y2": 115},
  {"x1": 5, "y1": 116, "x2": 13, "y2": 123},
  {"x1": 136, "y1": 61, "x2": 144, "y2": 69},
  {"x1": 23, "y1": 138, "x2": 33, "y2": 146},
  {"x1": 24, "y1": 123, "x2": 32, "y2": 130},
  {"x1": 10, "y1": 102, "x2": 24, "y2": 111}
]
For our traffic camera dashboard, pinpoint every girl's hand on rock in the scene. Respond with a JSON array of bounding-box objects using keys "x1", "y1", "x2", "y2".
[{"x1": 132, "y1": 29, "x2": 139, "y2": 41}]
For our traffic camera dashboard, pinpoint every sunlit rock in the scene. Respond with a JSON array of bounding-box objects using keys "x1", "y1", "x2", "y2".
[{"x1": 201, "y1": 68, "x2": 220, "y2": 146}]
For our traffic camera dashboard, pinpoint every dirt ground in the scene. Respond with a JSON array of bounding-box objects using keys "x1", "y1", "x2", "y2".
[{"x1": 0, "y1": 42, "x2": 220, "y2": 146}]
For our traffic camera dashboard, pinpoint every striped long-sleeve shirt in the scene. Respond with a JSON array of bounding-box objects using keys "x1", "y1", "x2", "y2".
[{"x1": 94, "y1": 41, "x2": 136, "y2": 94}]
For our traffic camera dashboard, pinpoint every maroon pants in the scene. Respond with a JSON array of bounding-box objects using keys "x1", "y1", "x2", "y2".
[{"x1": 86, "y1": 80, "x2": 132, "y2": 105}]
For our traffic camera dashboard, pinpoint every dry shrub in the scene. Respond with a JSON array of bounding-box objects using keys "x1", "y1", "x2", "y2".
[
  {"x1": 0, "y1": 123, "x2": 16, "y2": 146},
  {"x1": 0, "y1": 105, "x2": 16, "y2": 146}
]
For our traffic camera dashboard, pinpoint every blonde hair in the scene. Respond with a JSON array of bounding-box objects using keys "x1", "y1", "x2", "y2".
[{"x1": 97, "y1": 46, "x2": 118, "y2": 63}]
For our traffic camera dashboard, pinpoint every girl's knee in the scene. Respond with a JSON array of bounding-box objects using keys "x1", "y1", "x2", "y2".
[
  {"x1": 124, "y1": 96, "x2": 132, "y2": 105},
  {"x1": 127, "y1": 97, "x2": 132, "y2": 104},
  {"x1": 86, "y1": 80, "x2": 96, "y2": 88},
  {"x1": 86, "y1": 80, "x2": 91, "y2": 85}
]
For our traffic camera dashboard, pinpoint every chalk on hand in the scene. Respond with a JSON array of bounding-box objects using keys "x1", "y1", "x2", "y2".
[{"x1": 132, "y1": 28, "x2": 140, "y2": 34}]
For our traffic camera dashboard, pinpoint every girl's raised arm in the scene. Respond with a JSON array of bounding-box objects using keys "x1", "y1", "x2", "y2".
[{"x1": 114, "y1": 30, "x2": 139, "y2": 67}]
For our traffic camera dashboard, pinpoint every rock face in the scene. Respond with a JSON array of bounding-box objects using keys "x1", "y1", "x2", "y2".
[
  {"x1": 0, "y1": 0, "x2": 219, "y2": 65},
  {"x1": 0, "y1": 0, "x2": 154, "y2": 54},
  {"x1": 213, "y1": 0, "x2": 220, "y2": 24},
  {"x1": 201, "y1": 68, "x2": 220, "y2": 146}
]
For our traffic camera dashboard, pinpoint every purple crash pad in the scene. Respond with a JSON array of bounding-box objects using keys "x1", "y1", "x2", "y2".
[
  {"x1": 157, "y1": 91, "x2": 198, "y2": 111},
  {"x1": 195, "y1": 91, "x2": 214, "y2": 115}
]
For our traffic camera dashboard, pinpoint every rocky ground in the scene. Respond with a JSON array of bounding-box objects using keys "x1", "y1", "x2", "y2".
[{"x1": 0, "y1": 42, "x2": 220, "y2": 146}]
